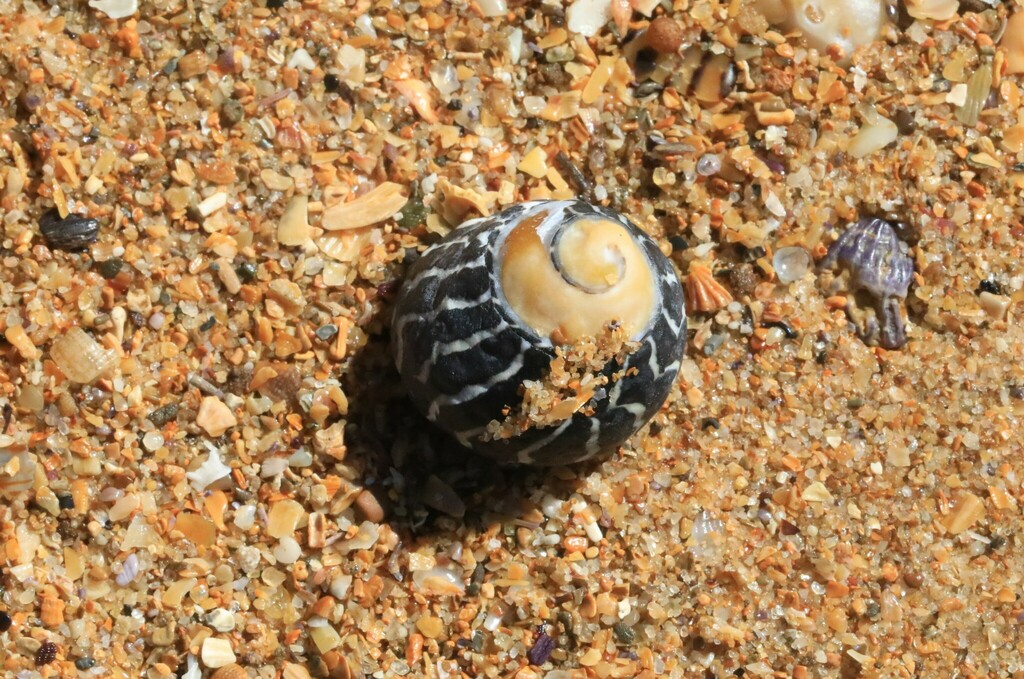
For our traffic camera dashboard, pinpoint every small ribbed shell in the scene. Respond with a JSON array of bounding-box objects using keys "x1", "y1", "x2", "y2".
[
  {"x1": 50, "y1": 327, "x2": 118, "y2": 384},
  {"x1": 821, "y1": 218, "x2": 914, "y2": 299}
]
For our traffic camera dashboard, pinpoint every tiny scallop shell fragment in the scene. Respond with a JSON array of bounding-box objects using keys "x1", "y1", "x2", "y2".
[
  {"x1": 685, "y1": 263, "x2": 733, "y2": 313},
  {"x1": 50, "y1": 327, "x2": 118, "y2": 383},
  {"x1": 391, "y1": 200, "x2": 686, "y2": 465},
  {"x1": 821, "y1": 218, "x2": 914, "y2": 349}
]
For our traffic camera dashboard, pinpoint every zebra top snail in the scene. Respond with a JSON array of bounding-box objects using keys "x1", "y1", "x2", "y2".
[{"x1": 391, "y1": 200, "x2": 686, "y2": 465}]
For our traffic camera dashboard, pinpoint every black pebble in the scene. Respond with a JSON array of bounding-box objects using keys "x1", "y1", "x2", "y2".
[
  {"x1": 0, "y1": 611, "x2": 10, "y2": 631},
  {"x1": 39, "y1": 209, "x2": 100, "y2": 251},
  {"x1": 267, "y1": 0, "x2": 285, "y2": 7},
  {"x1": 97, "y1": 258, "x2": 124, "y2": 280},
  {"x1": 36, "y1": 641, "x2": 57, "y2": 666},
  {"x1": 701, "y1": 417, "x2": 720, "y2": 430},
  {"x1": 235, "y1": 261, "x2": 258, "y2": 282},
  {"x1": 977, "y1": 279, "x2": 1003, "y2": 296},
  {"x1": 669, "y1": 235, "x2": 689, "y2": 252},
  {"x1": 894, "y1": 109, "x2": 916, "y2": 135},
  {"x1": 199, "y1": 316, "x2": 217, "y2": 332},
  {"x1": 75, "y1": 658, "x2": 96, "y2": 670},
  {"x1": 324, "y1": 74, "x2": 341, "y2": 92},
  {"x1": 57, "y1": 494, "x2": 75, "y2": 510}
]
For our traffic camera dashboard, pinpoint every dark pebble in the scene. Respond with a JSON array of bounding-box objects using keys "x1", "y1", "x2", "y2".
[
  {"x1": 397, "y1": 196, "x2": 428, "y2": 230},
  {"x1": 447, "y1": 99, "x2": 463, "y2": 111},
  {"x1": 57, "y1": 518, "x2": 79, "y2": 541},
  {"x1": 727, "y1": 263, "x2": 758, "y2": 297},
  {"x1": 634, "y1": 81, "x2": 664, "y2": 98},
  {"x1": 199, "y1": 316, "x2": 217, "y2": 332},
  {"x1": 147, "y1": 403, "x2": 180, "y2": 427},
  {"x1": 57, "y1": 493, "x2": 75, "y2": 510},
  {"x1": 527, "y1": 630, "x2": 557, "y2": 664},
  {"x1": 0, "y1": 611, "x2": 10, "y2": 632},
  {"x1": 235, "y1": 261, "x2": 258, "y2": 282},
  {"x1": 323, "y1": 73, "x2": 341, "y2": 92},
  {"x1": 266, "y1": 0, "x2": 286, "y2": 7},
  {"x1": 903, "y1": 571, "x2": 924, "y2": 588},
  {"x1": 39, "y1": 209, "x2": 100, "y2": 251},
  {"x1": 221, "y1": 99, "x2": 245, "y2": 127},
  {"x1": 36, "y1": 641, "x2": 57, "y2": 666},
  {"x1": 700, "y1": 417, "x2": 720, "y2": 430},
  {"x1": 75, "y1": 658, "x2": 96, "y2": 670},
  {"x1": 847, "y1": 397, "x2": 864, "y2": 409},
  {"x1": 865, "y1": 600, "x2": 881, "y2": 618},
  {"x1": 988, "y1": 535, "x2": 1006, "y2": 551},
  {"x1": 612, "y1": 621, "x2": 636, "y2": 645},
  {"x1": 315, "y1": 324, "x2": 339, "y2": 341},
  {"x1": 669, "y1": 235, "x2": 689, "y2": 252},
  {"x1": 554, "y1": 151, "x2": 594, "y2": 202},
  {"x1": 763, "y1": 320, "x2": 797, "y2": 339},
  {"x1": 471, "y1": 630, "x2": 485, "y2": 652},
  {"x1": 894, "y1": 109, "x2": 916, "y2": 135},
  {"x1": 97, "y1": 258, "x2": 124, "y2": 280},
  {"x1": 977, "y1": 279, "x2": 1003, "y2": 296}
]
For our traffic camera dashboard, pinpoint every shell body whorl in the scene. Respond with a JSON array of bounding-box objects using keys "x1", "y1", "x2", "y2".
[{"x1": 391, "y1": 200, "x2": 686, "y2": 465}]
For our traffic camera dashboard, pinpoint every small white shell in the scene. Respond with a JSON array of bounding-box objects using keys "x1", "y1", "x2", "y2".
[{"x1": 50, "y1": 327, "x2": 117, "y2": 383}]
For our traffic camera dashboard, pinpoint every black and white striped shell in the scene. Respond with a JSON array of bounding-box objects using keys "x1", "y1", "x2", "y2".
[{"x1": 391, "y1": 200, "x2": 686, "y2": 465}]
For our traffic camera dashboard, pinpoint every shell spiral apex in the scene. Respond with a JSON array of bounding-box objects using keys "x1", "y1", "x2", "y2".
[{"x1": 391, "y1": 200, "x2": 687, "y2": 465}]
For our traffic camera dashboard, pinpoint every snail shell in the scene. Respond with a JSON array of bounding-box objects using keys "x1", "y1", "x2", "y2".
[
  {"x1": 391, "y1": 200, "x2": 686, "y2": 465},
  {"x1": 821, "y1": 218, "x2": 914, "y2": 349}
]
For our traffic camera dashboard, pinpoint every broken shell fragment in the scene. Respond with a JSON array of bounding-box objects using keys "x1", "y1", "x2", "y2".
[{"x1": 321, "y1": 182, "x2": 408, "y2": 231}]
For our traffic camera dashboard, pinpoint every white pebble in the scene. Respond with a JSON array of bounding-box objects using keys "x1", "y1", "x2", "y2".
[
  {"x1": 205, "y1": 608, "x2": 236, "y2": 633},
  {"x1": 89, "y1": 0, "x2": 137, "y2": 19},
  {"x1": 273, "y1": 536, "x2": 301, "y2": 564},
  {"x1": 567, "y1": 0, "x2": 612, "y2": 37},
  {"x1": 772, "y1": 246, "x2": 812, "y2": 284},
  {"x1": 200, "y1": 637, "x2": 236, "y2": 668},
  {"x1": 477, "y1": 0, "x2": 507, "y2": 17},
  {"x1": 142, "y1": 431, "x2": 164, "y2": 451},
  {"x1": 287, "y1": 48, "x2": 315, "y2": 71},
  {"x1": 233, "y1": 505, "x2": 257, "y2": 530}
]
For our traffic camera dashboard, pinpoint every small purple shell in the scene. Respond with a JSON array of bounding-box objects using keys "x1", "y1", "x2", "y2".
[
  {"x1": 821, "y1": 218, "x2": 914, "y2": 300},
  {"x1": 822, "y1": 218, "x2": 915, "y2": 350}
]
